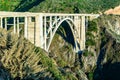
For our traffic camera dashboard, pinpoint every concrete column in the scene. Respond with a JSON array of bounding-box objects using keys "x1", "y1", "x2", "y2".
[
  {"x1": 81, "y1": 16, "x2": 86, "y2": 50},
  {"x1": 0, "y1": 17, "x2": 3, "y2": 28},
  {"x1": 13, "y1": 17, "x2": 16, "y2": 33},
  {"x1": 5, "y1": 17, "x2": 7, "y2": 30},
  {"x1": 73, "y1": 16, "x2": 81, "y2": 52},
  {"x1": 44, "y1": 16, "x2": 47, "y2": 50},
  {"x1": 39, "y1": 15, "x2": 44, "y2": 48},
  {"x1": 26, "y1": 16, "x2": 35, "y2": 44},
  {"x1": 35, "y1": 14, "x2": 43, "y2": 48},
  {"x1": 50, "y1": 16, "x2": 52, "y2": 42},
  {"x1": 24, "y1": 16, "x2": 28, "y2": 38},
  {"x1": 17, "y1": 17, "x2": 19, "y2": 35},
  {"x1": 74, "y1": 16, "x2": 81, "y2": 43}
]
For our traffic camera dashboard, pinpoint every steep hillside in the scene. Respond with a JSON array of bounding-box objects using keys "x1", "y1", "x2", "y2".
[
  {"x1": 0, "y1": 28, "x2": 88, "y2": 80},
  {"x1": 82, "y1": 15, "x2": 120, "y2": 80},
  {"x1": 93, "y1": 15, "x2": 120, "y2": 80},
  {"x1": 0, "y1": 29, "x2": 64, "y2": 79},
  {"x1": 0, "y1": 0, "x2": 120, "y2": 13},
  {"x1": 0, "y1": 0, "x2": 20, "y2": 11},
  {"x1": 29, "y1": 0, "x2": 120, "y2": 13}
]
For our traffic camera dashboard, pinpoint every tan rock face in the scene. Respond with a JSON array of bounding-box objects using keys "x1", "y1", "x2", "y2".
[{"x1": 105, "y1": 5, "x2": 120, "y2": 15}]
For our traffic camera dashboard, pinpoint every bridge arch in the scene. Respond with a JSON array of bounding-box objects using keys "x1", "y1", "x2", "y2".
[{"x1": 47, "y1": 17, "x2": 79, "y2": 51}]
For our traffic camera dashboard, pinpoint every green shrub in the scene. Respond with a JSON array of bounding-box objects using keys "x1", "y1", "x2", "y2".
[
  {"x1": 57, "y1": 59, "x2": 67, "y2": 67},
  {"x1": 83, "y1": 50, "x2": 89, "y2": 57},
  {"x1": 86, "y1": 32, "x2": 95, "y2": 38},
  {"x1": 86, "y1": 39, "x2": 96, "y2": 46},
  {"x1": 0, "y1": 0, "x2": 20, "y2": 11},
  {"x1": 83, "y1": 50, "x2": 94, "y2": 57},
  {"x1": 88, "y1": 72, "x2": 94, "y2": 80},
  {"x1": 88, "y1": 21, "x2": 98, "y2": 32}
]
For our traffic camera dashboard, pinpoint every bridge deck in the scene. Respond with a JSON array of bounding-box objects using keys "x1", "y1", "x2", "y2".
[{"x1": 0, "y1": 11, "x2": 100, "y2": 17}]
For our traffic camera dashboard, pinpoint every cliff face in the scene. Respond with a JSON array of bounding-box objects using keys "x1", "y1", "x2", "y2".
[
  {"x1": 93, "y1": 15, "x2": 120, "y2": 80},
  {"x1": 48, "y1": 15, "x2": 120, "y2": 80},
  {"x1": 48, "y1": 22, "x2": 89, "y2": 80},
  {"x1": 0, "y1": 27, "x2": 88, "y2": 80}
]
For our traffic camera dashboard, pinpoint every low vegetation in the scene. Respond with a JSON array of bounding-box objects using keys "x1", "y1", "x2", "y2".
[
  {"x1": 0, "y1": 0, "x2": 20, "y2": 11},
  {"x1": 85, "y1": 20, "x2": 98, "y2": 48},
  {"x1": 0, "y1": 0, "x2": 120, "y2": 13},
  {"x1": 0, "y1": 28, "x2": 65, "y2": 79}
]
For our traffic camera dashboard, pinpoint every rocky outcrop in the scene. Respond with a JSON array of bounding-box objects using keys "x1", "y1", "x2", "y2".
[
  {"x1": 49, "y1": 24, "x2": 89, "y2": 79},
  {"x1": 105, "y1": 5, "x2": 120, "y2": 15},
  {"x1": 93, "y1": 15, "x2": 120, "y2": 80}
]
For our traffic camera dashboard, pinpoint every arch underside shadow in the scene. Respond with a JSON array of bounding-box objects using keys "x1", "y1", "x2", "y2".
[
  {"x1": 46, "y1": 18, "x2": 80, "y2": 51},
  {"x1": 55, "y1": 21, "x2": 75, "y2": 48}
]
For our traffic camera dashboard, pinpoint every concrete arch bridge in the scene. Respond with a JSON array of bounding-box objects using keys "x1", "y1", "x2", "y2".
[{"x1": 0, "y1": 12, "x2": 99, "y2": 52}]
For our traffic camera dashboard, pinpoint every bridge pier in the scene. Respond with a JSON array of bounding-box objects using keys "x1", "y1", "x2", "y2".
[
  {"x1": 13, "y1": 17, "x2": 16, "y2": 34},
  {"x1": 74, "y1": 16, "x2": 81, "y2": 51},
  {"x1": 17, "y1": 17, "x2": 20, "y2": 36},
  {"x1": 24, "y1": 17, "x2": 28, "y2": 38},
  {"x1": 81, "y1": 16, "x2": 86, "y2": 50},
  {"x1": 73, "y1": 16, "x2": 86, "y2": 51},
  {"x1": 34, "y1": 15, "x2": 44, "y2": 48},
  {"x1": 5, "y1": 18, "x2": 7, "y2": 30},
  {"x1": 0, "y1": 17, "x2": 3, "y2": 28},
  {"x1": 39, "y1": 15, "x2": 44, "y2": 48}
]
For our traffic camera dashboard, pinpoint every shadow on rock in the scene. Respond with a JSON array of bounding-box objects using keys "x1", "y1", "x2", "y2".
[
  {"x1": 102, "y1": 62, "x2": 120, "y2": 80},
  {"x1": 14, "y1": 0, "x2": 44, "y2": 12},
  {"x1": 94, "y1": 61, "x2": 120, "y2": 80}
]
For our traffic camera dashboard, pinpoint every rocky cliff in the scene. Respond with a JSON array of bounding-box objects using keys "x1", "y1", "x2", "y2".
[
  {"x1": 48, "y1": 14, "x2": 120, "y2": 80},
  {"x1": 105, "y1": 5, "x2": 120, "y2": 15}
]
